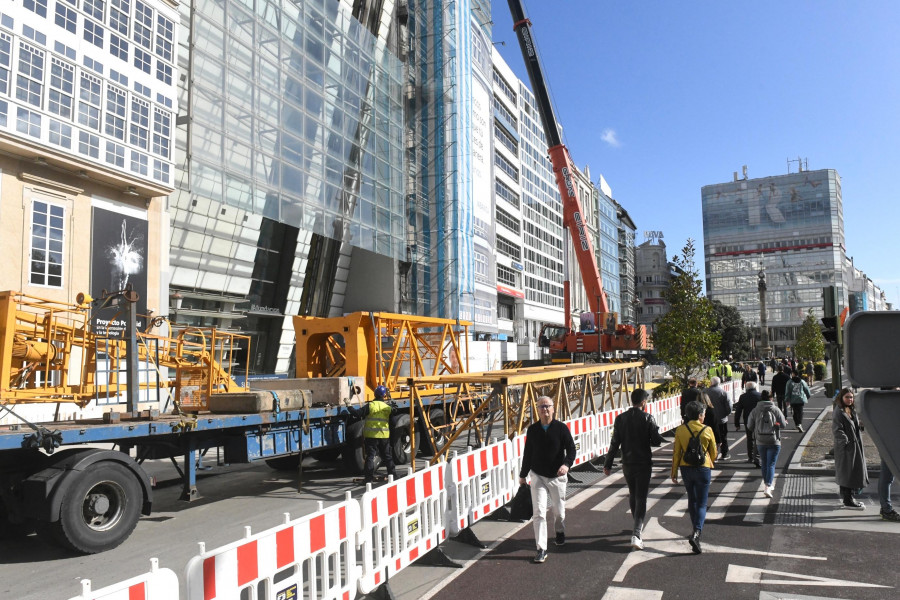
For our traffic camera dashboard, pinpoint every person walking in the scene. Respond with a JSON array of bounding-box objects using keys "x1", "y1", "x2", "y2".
[
  {"x1": 706, "y1": 376, "x2": 732, "y2": 460},
  {"x1": 680, "y1": 377, "x2": 701, "y2": 422},
  {"x1": 832, "y1": 388, "x2": 868, "y2": 509},
  {"x1": 671, "y1": 401, "x2": 717, "y2": 554},
  {"x1": 757, "y1": 360, "x2": 767, "y2": 386},
  {"x1": 603, "y1": 388, "x2": 664, "y2": 550},
  {"x1": 344, "y1": 385, "x2": 397, "y2": 484},
  {"x1": 785, "y1": 372, "x2": 811, "y2": 432},
  {"x1": 770, "y1": 365, "x2": 791, "y2": 414},
  {"x1": 519, "y1": 396, "x2": 577, "y2": 563},
  {"x1": 735, "y1": 381, "x2": 762, "y2": 466},
  {"x1": 879, "y1": 460, "x2": 900, "y2": 521},
  {"x1": 741, "y1": 363, "x2": 758, "y2": 387},
  {"x1": 746, "y1": 390, "x2": 787, "y2": 498}
]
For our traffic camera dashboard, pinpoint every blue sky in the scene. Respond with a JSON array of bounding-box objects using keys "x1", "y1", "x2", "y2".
[{"x1": 491, "y1": 1, "x2": 900, "y2": 307}]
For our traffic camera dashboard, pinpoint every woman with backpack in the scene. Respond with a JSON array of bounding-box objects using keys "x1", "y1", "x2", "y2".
[
  {"x1": 785, "y1": 372, "x2": 811, "y2": 432},
  {"x1": 671, "y1": 400, "x2": 717, "y2": 555},
  {"x1": 746, "y1": 390, "x2": 788, "y2": 498},
  {"x1": 833, "y1": 388, "x2": 868, "y2": 509}
]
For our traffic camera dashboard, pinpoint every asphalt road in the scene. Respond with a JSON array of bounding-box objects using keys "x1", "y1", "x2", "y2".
[
  {"x1": 398, "y1": 382, "x2": 900, "y2": 600},
  {"x1": 3, "y1": 381, "x2": 898, "y2": 599}
]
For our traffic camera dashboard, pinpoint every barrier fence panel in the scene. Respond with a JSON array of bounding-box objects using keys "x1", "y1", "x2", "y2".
[
  {"x1": 595, "y1": 409, "x2": 616, "y2": 456},
  {"x1": 446, "y1": 438, "x2": 514, "y2": 535},
  {"x1": 510, "y1": 433, "x2": 531, "y2": 488},
  {"x1": 563, "y1": 414, "x2": 597, "y2": 466},
  {"x1": 185, "y1": 495, "x2": 360, "y2": 600},
  {"x1": 357, "y1": 462, "x2": 447, "y2": 595},
  {"x1": 68, "y1": 558, "x2": 179, "y2": 600}
]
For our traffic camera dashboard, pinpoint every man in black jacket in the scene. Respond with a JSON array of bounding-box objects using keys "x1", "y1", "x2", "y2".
[
  {"x1": 604, "y1": 388, "x2": 664, "y2": 550},
  {"x1": 734, "y1": 381, "x2": 762, "y2": 466},
  {"x1": 680, "y1": 377, "x2": 701, "y2": 422},
  {"x1": 771, "y1": 365, "x2": 791, "y2": 414},
  {"x1": 519, "y1": 396, "x2": 576, "y2": 564}
]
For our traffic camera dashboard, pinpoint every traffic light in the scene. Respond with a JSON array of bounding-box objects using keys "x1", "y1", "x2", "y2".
[{"x1": 821, "y1": 315, "x2": 842, "y2": 345}]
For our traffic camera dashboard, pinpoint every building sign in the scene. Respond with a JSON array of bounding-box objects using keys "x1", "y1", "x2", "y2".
[
  {"x1": 644, "y1": 231, "x2": 664, "y2": 242},
  {"x1": 90, "y1": 207, "x2": 148, "y2": 337},
  {"x1": 497, "y1": 284, "x2": 525, "y2": 299}
]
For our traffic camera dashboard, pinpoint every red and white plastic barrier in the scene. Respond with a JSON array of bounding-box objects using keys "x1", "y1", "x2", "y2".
[
  {"x1": 595, "y1": 408, "x2": 618, "y2": 455},
  {"x1": 511, "y1": 432, "x2": 529, "y2": 484},
  {"x1": 564, "y1": 414, "x2": 597, "y2": 466},
  {"x1": 446, "y1": 438, "x2": 514, "y2": 535},
  {"x1": 185, "y1": 494, "x2": 360, "y2": 600},
  {"x1": 357, "y1": 462, "x2": 447, "y2": 595},
  {"x1": 68, "y1": 558, "x2": 178, "y2": 600}
]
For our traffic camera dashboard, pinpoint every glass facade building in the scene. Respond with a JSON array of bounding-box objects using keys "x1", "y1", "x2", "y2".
[{"x1": 702, "y1": 169, "x2": 845, "y2": 355}]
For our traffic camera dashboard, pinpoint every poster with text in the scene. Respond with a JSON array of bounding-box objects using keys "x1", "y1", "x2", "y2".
[{"x1": 90, "y1": 207, "x2": 148, "y2": 337}]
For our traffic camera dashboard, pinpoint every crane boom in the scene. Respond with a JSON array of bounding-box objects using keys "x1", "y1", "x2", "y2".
[{"x1": 507, "y1": 0, "x2": 608, "y2": 316}]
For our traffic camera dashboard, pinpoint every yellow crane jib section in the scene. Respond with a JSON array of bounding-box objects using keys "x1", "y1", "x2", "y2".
[
  {"x1": 0, "y1": 291, "x2": 249, "y2": 409},
  {"x1": 293, "y1": 312, "x2": 473, "y2": 401},
  {"x1": 405, "y1": 360, "x2": 646, "y2": 467}
]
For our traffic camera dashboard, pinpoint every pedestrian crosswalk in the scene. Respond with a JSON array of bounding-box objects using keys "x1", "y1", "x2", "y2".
[{"x1": 589, "y1": 440, "x2": 782, "y2": 525}]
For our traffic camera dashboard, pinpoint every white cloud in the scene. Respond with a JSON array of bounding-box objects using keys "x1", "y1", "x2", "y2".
[{"x1": 601, "y1": 128, "x2": 621, "y2": 147}]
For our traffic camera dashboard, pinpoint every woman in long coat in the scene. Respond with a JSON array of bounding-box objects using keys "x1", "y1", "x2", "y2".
[{"x1": 832, "y1": 388, "x2": 868, "y2": 508}]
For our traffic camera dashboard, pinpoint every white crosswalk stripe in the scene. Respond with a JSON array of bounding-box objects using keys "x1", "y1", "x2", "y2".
[{"x1": 595, "y1": 440, "x2": 782, "y2": 523}]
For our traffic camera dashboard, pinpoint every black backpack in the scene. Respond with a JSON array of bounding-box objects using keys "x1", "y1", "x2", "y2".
[{"x1": 682, "y1": 424, "x2": 708, "y2": 466}]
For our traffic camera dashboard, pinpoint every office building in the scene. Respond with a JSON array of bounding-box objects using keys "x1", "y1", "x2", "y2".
[
  {"x1": 702, "y1": 167, "x2": 889, "y2": 356},
  {"x1": 634, "y1": 238, "x2": 674, "y2": 333},
  {"x1": 1, "y1": 0, "x2": 178, "y2": 321}
]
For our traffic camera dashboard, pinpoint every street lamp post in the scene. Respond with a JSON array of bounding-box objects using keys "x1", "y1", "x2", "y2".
[{"x1": 757, "y1": 269, "x2": 770, "y2": 359}]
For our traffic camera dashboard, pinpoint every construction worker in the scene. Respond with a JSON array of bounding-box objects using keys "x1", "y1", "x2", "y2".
[{"x1": 344, "y1": 385, "x2": 396, "y2": 483}]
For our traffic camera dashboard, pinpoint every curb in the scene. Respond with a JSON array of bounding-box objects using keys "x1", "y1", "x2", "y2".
[{"x1": 786, "y1": 406, "x2": 832, "y2": 475}]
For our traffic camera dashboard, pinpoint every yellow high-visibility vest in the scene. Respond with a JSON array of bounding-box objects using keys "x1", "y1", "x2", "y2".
[{"x1": 364, "y1": 400, "x2": 391, "y2": 439}]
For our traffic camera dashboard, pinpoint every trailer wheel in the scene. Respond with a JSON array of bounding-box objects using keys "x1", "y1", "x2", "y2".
[
  {"x1": 343, "y1": 420, "x2": 377, "y2": 475},
  {"x1": 390, "y1": 414, "x2": 419, "y2": 465},
  {"x1": 265, "y1": 454, "x2": 302, "y2": 471},
  {"x1": 419, "y1": 409, "x2": 449, "y2": 456},
  {"x1": 49, "y1": 462, "x2": 142, "y2": 554}
]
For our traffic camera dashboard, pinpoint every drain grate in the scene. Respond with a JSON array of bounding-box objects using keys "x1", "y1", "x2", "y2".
[{"x1": 775, "y1": 473, "x2": 815, "y2": 527}]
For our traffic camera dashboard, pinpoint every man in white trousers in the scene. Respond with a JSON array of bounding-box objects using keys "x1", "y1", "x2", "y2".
[{"x1": 519, "y1": 396, "x2": 576, "y2": 563}]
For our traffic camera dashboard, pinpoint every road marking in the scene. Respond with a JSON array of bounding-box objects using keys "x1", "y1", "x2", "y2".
[
  {"x1": 664, "y1": 469, "x2": 726, "y2": 519},
  {"x1": 591, "y1": 483, "x2": 630, "y2": 512},
  {"x1": 725, "y1": 565, "x2": 890, "y2": 588},
  {"x1": 744, "y1": 473, "x2": 780, "y2": 523},
  {"x1": 612, "y1": 517, "x2": 825, "y2": 583},
  {"x1": 601, "y1": 586, "x2": 663, "y2": 599},
  {"x1": 706, "y1": 471, "x2": 750, "y2": 521},
  {"x1": 642, "y1": 477, "x2": 676, "y2": 514}
]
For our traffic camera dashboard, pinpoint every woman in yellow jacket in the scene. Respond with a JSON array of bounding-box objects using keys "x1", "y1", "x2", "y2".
[{"x1": 671, "y1": 400, "x2": 718, "y2": 554}]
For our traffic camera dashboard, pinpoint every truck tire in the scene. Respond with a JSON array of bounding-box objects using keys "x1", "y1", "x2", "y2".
[
  {"x1": 390, "y1": 414, "x2": 419, "y2": 465},
  {"x1": 47, "y1": 462, "x2": 143, "y2": 554},
  {"x1": 343, "y1": 420, "x2": 377, "y2": 475},
  {"x1": 265, "y1": 454, "x2": 302, "y2": 471},
  {"x1": 419, "y1": 409, "x2": 449, "y2": 456}
]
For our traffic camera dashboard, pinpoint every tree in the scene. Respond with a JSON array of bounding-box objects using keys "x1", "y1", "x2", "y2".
[
  {"x1": 711, "y1": 299, "x2": 751, "y2": 360},
  {"x1": 652, "y1": 239, "x2": 721, "y2": 388},
  {"x1": 795, "y1": 311, "x2": 826, "y2": 361}
]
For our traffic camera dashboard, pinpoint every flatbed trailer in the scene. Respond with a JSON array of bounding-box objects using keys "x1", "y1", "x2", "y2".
[{"x1": 0, "y1": 291, "x2": 472, "y2": 554}]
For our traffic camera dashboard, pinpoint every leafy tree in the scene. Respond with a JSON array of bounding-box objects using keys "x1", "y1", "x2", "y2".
[
  {"x1": 795, "y1": 311, "x2": 826, "y2": 361},
  {"x1": 711, "y1": 299, "x2": 751, "y2": 361},
  {"x1": 652, "y1": 239, "x2": 721, "y2": 388}
]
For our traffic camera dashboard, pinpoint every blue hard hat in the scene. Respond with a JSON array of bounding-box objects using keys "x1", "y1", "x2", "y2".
[{"x1": 374, "y1": 385, "x2": 389, "y2": 398}]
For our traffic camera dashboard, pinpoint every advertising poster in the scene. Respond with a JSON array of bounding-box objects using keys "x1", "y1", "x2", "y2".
[{"x1": 90, "y1": 206, "x2": 149, "y2": 337}]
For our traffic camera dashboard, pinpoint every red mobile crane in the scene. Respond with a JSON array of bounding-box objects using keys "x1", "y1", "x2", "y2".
[{"x1": 506, "y1": 1, "x2": 650, "y2": 360}]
